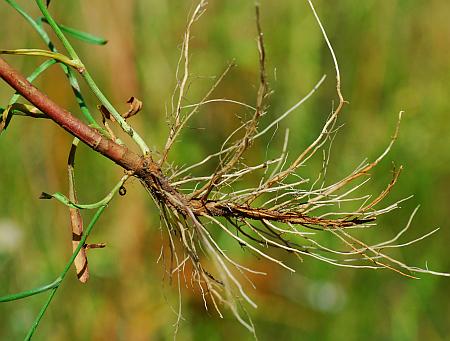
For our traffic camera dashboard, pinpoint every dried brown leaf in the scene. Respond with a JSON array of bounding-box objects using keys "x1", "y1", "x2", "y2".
[{"x1": 123, "y1": 96, "x2": 142, "y2": 119}]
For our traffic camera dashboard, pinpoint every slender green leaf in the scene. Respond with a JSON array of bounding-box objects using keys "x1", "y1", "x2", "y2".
[
  {"x1": 39, "y1": 174, "x2": 129, "y2": 209},
  {"x1": 0, "y1": 49, "x2": 84, "y2": 71},
  {"x1": 41, "y1": 18, "x2": 108, "y2": 45},
  {"x1": 0, "y1": 279, "x2": 60, "y2": 303}
]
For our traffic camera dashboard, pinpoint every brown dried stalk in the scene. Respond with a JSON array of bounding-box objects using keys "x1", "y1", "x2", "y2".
[{"x1": 68, "y1": 139, "x2": 89, "y2": 283}]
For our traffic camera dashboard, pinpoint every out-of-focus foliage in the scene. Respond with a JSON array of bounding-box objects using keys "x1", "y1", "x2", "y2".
[{"x1": 1, "y1": 1, "x2": 449, "y2": 340}]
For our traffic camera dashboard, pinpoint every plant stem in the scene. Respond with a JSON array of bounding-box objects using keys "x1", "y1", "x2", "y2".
[
  {"x1": 5, "y1": 0, "x2": 101, "y2": 130},
  {"x1": 0, "y1": 279, "x2": 60, "y2": 303},
  {"x1": 24, "y1": 205, "x2": 107, "y2": 340},
  {"x1": 0, "y1": 57, "x2": 146, "y2": 172},
  {"x1": 44, "y1": 175, "x2": 129, "y2": 210},
  {"x1": 34, "y1": 0, "x2": 151, "y2": 155},
  {"x1": 8, "y1": 59, "x2": 56, "y2": 105},
  {"x1": 24, "y1": 288, "x2": 57, "y2": 341}
]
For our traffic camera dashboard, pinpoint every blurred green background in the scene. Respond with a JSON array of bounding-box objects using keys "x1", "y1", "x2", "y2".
[{"x1": 1, "y1": 0, "x2": 449, "y2": 340}]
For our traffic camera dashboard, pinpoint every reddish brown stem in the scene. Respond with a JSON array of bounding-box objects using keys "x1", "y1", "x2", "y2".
[
  {"x1": 0, "y1": 57, "x2": 145, "y2": 172},
  {"x1": 0, "y1": 57, "x2": 182, "y2": 216}
]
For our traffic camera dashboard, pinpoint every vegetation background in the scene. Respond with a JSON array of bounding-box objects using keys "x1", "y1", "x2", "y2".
[{"x1": 1, "y1": 0, "x2": 449, "y2": 340}]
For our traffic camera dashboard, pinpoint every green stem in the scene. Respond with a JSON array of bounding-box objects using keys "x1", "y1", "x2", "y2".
[
  {"x1": 43, "y1": 174, "x2": 129, "y2": 210},
  {"x1": 5, "y1": 0, "x2": 49, "y2": 39},
  {"x1": 0, "y1": 204, "x2": 106, "y2": 305},
  {"x1": 5, "y1": 0, "x2": 101, "y2": 130},
  {"x1": 34, "y1": 0, "x2": 78, "y2": 58},
  {"x1": 0, "y1": 172, "x2": 127, "y2": 335},
  {"x1": 35, "y1": 0, "x2": 151, "y2": 155},
  {"x1": 24, "y1": 287, "x2": 57, "y2": 341},
  {"x1": 24, "y1": 205, "x2": 107, "y2": 340},
  {"x1": 0, "y1": 278, "x2": 60, "y2": 303}
]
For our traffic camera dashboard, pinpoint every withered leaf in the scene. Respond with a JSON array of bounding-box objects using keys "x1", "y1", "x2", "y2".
[
  {"x1": 98, "y1": 104, "x2": 115, "y2": 123},
  {"x1": 1, "y1": 103, "x2": 44, "y2": 134},
  {"x1": 0, "y1": 108, "x2": 9, "y2": 134},
  {"x1": 68, "y1": 141, "x2": 89, "y2": 283},
  {"x1": 85, "y1": 243, "x2": 107, "y2": 249},
  {"x1": 39, "y1": 192, "x2": 53, "y2": 199},
  {"x1": 123, "y1": 96, "x2": 143, "y2": 119}
]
